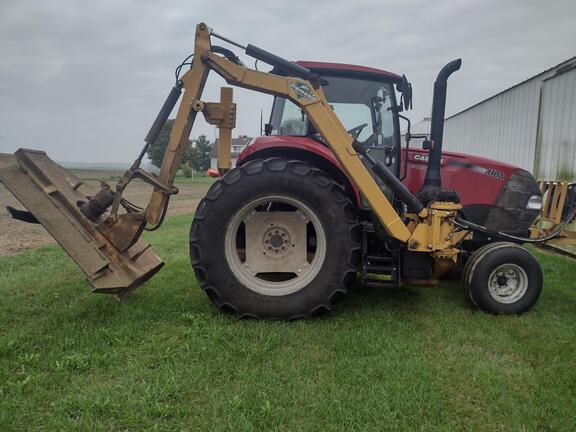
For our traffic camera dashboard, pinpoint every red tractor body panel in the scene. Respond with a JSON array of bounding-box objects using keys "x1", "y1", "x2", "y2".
[
  {"x1": 295, "y1": 61, "x2": 401, "y2": 80},
  {"x1": 237, "y1": 136, "x2": 523, "y2": 209},
  {"x1": 401, "y1": 148, "x2": 521, "y2": 206},
  {"x1": 238, "y1": 136, "x2": 363, "y2": 205}
]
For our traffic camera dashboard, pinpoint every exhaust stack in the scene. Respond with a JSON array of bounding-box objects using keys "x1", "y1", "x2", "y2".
[{"x1": 423, "y1": 59, "x2": 462, "y2": 188}]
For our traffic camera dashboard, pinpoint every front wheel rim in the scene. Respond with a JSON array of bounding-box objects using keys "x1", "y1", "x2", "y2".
[
  {"x1": 488, "y1": 263, "x2": 529, "y2": 304},
  {"x1": 224, "y1": 195, "x2": 327, "y2": 296}
]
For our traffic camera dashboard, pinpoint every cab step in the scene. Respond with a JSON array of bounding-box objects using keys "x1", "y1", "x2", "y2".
[{"x1": 361, "y1": 222, "x2": 401, "y2": 289}]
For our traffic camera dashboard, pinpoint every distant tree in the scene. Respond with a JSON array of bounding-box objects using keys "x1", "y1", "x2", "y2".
[
  {"x1": 146, "y1": 120, "x2": 212, "y2": 173},
  {"x1": 181, "y1": 163, "x2": 193, "y2": 178},
  {"x1": 146, "y1": 119, "x2": 193, "y2": 168},
  {"x1": 183, "y1": 144, "x2": 199, "y2": 169},
  {"x1": 192, "y1": 135, "x2": 213, "y2": 172}
]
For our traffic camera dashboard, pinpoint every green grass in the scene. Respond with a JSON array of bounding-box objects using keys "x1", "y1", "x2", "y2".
[{"x1": 1, "y1": 214, "x2": 575, "y2": 431}]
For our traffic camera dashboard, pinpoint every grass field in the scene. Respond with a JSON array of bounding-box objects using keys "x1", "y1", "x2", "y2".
[{"x1": 1, "y1": 214, "x2": 575, "y2": 431}]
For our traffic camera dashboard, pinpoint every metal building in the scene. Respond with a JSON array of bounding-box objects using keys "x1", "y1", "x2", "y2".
[{"x1": 443, "y1": 57, "x2": 576, "y2": 181}]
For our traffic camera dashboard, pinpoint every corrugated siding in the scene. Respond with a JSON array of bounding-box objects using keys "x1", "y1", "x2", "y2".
[
  {"x1": 442, "y1": 58, "x2": 576, "y2": 181},
  {"x1": 535, "y1": 68, "x2": 576, "y2": 180},
  {"x1": 443, "y1": 79, "x2": 542, "y2": 172}
]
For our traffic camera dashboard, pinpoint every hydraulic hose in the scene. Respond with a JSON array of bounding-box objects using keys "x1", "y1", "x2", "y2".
[
  {"x1": 245, "y1": 44, "x2": 319, "y2": 82},
  {"x1": 454, "y1": 204, "x2": 576, "y2": 244}
]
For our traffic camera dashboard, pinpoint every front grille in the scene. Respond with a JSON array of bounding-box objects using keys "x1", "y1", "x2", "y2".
[{"x1": 486, "y1": 170, "x2": 541, "y2": 232}]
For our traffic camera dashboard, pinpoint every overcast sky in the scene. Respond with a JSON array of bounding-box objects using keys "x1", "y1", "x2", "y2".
[{"x1": 0, "y1": 0, "x2": 575, "y2": 164}]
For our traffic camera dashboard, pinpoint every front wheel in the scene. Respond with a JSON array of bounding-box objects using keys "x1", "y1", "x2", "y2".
[
  {"x1": 190, "y1": 158, "x2": 361, "y2": 320},
  {"x1": 463, "y1": 242, "x2": 543, "y2": 314}
]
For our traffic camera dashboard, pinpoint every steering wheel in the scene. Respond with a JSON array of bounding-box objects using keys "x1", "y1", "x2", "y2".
[{"x1": 347, "y1": 123, "x2": 368, "y2": 139}]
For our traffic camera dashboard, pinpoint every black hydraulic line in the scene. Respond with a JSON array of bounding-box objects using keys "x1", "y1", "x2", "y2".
[
  {"x1": 210, "y1": 29, "x2": 318, "y2": 82},
  {"x1": 210, "y1": 31, "x2": 247, "y2": 50},
  {"x1": 212, "y1": 45, "x2": 243, "y2": 65},
  {"x1": 245, "y1": 44, "x2": 319, "y2": 82},
  {"x1": 144, "y1": 198, "x2": 170, "y2": 231},
  {"x1": 353, "y1": 141, "x2": 424, "y2": 214},
  {"x1": 143, "y1": 82, "x2": 183, "y2": 147},
  {"x1": 455, "y1": 204, "x2": 576, "y2": 243},
  {"x1": 127, "y1": 81, "x2": 183, "y2": 171}
]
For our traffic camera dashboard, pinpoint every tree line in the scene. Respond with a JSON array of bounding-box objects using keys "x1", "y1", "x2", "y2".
[{"x1": 146, "y1": 119, "x2": 212, "y2": 176}]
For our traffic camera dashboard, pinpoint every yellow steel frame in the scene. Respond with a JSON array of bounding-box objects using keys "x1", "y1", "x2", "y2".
[
  {"x1": 147, "y1": 22, "x2": 465, "y2": 259},
  {"x1": 532, "y1": 181, "x2": 576, "y2": 246},
  {"x1": 538, "y1": 181, "x2": 572, "y2": 225}
]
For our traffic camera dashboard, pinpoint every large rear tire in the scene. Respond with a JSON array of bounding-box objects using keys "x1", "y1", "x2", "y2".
[{"x1": 190, "y1": 158, "x2": 361, "y2": 320}]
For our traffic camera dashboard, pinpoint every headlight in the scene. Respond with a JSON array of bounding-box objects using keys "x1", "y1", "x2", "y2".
[{"x1": 526, "y1": 195, "x2": 543, "y2": 210}]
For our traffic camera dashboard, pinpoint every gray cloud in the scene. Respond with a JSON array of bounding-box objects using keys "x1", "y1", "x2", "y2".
[{"x1": 0, "y1": 0, "x2": 574, "y2": 163}]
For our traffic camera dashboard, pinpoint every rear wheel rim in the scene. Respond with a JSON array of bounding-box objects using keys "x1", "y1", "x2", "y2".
[
  {"x1": 224, "y1": 195, "x2": 326, "y2": 296},
  {"x1": 488, "y1": 263, "x2": 528, "y2": 304}
]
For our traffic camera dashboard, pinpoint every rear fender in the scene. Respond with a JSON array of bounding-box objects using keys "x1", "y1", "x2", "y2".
[{"x1": 237, "y1": 138, "x2": 361, "y2": 207}]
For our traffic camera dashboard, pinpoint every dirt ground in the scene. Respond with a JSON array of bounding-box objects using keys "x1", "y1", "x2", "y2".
[{"x1": 0, "y1": 170, "x2": 212, "y2": 256}]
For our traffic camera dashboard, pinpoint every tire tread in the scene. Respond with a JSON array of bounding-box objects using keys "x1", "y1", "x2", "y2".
[{"x1": 190, "y1": 157, "x2": 360, "y2": 320}]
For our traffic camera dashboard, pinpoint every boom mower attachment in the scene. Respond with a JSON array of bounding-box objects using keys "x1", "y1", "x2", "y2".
[{"x1": 0, "y1": 149, "x2": 163, "y2": 295}]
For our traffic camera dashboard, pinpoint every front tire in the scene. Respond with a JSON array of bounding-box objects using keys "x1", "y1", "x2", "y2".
[
  {"x1": 463, "y1": 242, "x2": 543, "y2": 314},
  {"x1": 190, "y1": 158, "x2": 361, "y2": 320}
]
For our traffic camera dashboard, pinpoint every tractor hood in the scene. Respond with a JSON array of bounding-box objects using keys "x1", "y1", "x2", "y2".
[{"x1": 239, "y1": 136, "x2": 541, "y2": 235}]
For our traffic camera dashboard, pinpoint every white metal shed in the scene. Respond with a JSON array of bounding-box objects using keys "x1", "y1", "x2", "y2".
[{"x1": 443, "y1": 57, "x2": 576, "y2": 180}]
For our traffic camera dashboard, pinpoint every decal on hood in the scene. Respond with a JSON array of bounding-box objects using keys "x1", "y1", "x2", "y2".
[
  {"x1": 413, "y1": 153, "x2": 444, "y2": 164},
  {"x1": 448, "y1": 160, "x2": 504, "y2": 181}
]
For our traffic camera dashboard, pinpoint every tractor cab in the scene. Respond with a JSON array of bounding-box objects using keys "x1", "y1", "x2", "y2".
[{"x1": 263, "y1": 62, "x2": 405, "y2": 204}]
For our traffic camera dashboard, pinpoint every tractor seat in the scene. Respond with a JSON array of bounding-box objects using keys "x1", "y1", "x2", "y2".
[{"x1": 416, "y1": 186, "x2": 461, "y2": 206}]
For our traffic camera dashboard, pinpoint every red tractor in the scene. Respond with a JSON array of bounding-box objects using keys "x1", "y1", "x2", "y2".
[
  {"x1": 234, "y1": 61, "x2": 543, "y2": 285},
  {"x1": 3, "y1": 26, "x2": 558, "y2": 319}
]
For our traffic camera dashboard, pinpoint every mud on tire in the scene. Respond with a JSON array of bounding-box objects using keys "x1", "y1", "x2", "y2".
[{"x1": 190, "y1": 158, "x2": 361, "y2": 320}]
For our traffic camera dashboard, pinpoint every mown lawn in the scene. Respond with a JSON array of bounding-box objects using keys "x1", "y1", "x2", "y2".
[{"x1": 0, "y1": 214, "x2": 575, "y2": 431}]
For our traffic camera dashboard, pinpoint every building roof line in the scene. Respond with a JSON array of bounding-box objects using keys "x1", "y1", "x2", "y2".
[{"x1": 446, "y1": 56, "x2": 576, "y2": 120}]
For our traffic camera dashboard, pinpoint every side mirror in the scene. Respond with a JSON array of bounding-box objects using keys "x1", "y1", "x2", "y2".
[
  {"x1": 396, "y1": 74, "x2": 413, "y2": 111},
  {"x1": 264, "y1": 123, "x2": 273, "y2": 136}
]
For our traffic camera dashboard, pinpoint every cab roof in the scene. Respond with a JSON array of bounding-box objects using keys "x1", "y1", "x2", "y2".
[{"x1": 295, "y1": 61, "x2": 401, "y2": 80}]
